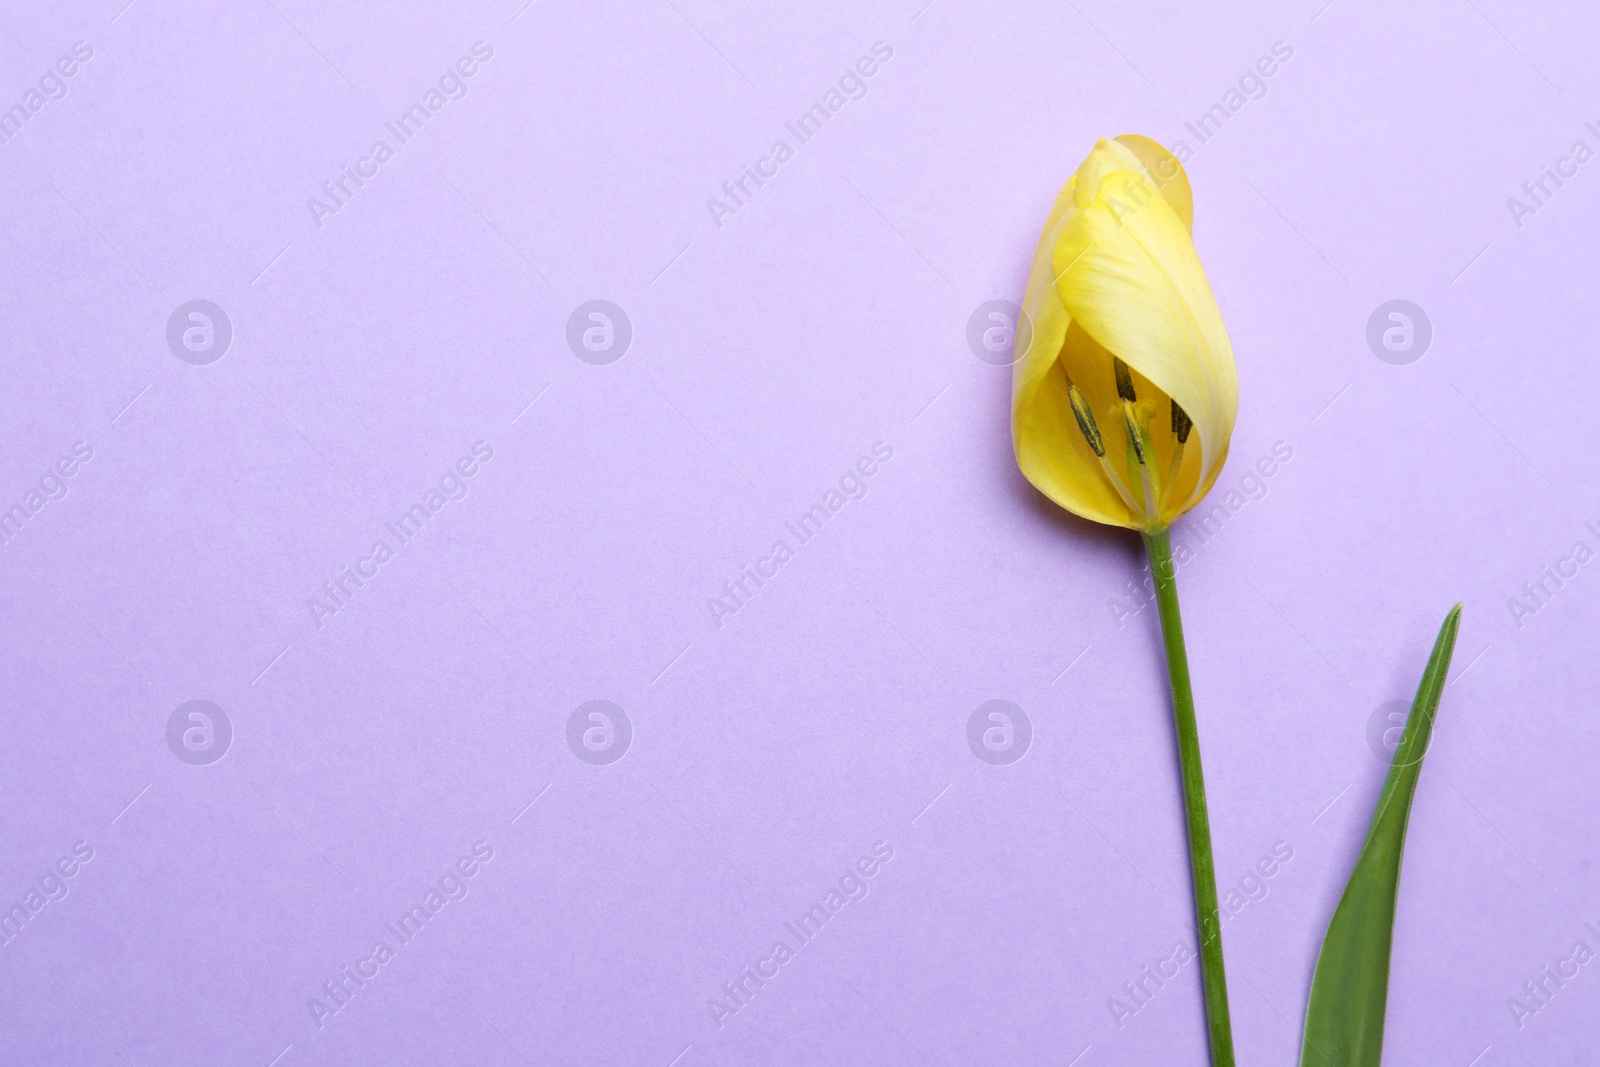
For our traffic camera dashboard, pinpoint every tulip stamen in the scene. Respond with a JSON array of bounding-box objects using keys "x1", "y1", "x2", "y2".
[
  {"x1": 1065, "y1": 382, "x2": 1106, "y2": 458},
  {"x1": 1162, "y1": 446, "x2": 1186, "y2": 508},
  {"x1": 1058, "y1": 375, "x2": 1144, "y2": 514},
  {"x1": 1052, "y1": 369, "x2": 1167, "y2": 526},
  {"x1": 1114, "y1": 357, "x2": 1137, "y2": 402},
  {"x1": 1157, "y1": 400, "x2": 1194, "y2": 515},
  {"x1": 1113, "y1": 360, "x2": 1161, "y2": 523},
  {"x1": 1098, "y1": 455, "x2": 1146, "y2": 517},
  {"x1": 1171, "y1": 400, "x2": 1193, "y2": 444}
]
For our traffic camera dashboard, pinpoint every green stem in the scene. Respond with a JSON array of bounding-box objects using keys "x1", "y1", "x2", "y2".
[{"x1": 1142, "y1": 528, "x2": 1235, "y2": 1067}]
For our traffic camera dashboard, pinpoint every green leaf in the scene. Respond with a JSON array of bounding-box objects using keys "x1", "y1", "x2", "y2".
[{"x1": 1300, "y1": 604, "x2": 1463, "y2": 1067}]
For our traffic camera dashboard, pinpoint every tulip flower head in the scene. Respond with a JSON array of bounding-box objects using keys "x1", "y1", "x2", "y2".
[{"x1": 1012, "y1": 135, "x2": 1238, "y2": 533}]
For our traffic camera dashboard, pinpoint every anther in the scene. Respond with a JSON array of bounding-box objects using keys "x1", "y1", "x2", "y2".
[
  {"x1": 1066, "y1": 382, "x2": 1106, "y2": 457},
  {"x1": 1114, "y1": 358, "x2": 1137, "y2": 402},
  {"x1": 1171, "y1": 400, "x2": 1193, "y2": 444}
]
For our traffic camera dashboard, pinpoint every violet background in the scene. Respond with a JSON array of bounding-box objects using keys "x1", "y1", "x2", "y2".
[{"x1": 1, "y1": 0, "x2": 1596, "y2": 1063}]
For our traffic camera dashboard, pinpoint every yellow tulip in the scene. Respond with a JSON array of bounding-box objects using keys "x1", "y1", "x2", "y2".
[{"x1": 1012, "y1": 135, "x2": 1238, "y2": 532}]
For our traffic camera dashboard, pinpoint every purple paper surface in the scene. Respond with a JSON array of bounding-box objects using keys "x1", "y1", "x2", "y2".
[{"x1": 1, "y1": 0, "x2": 1596, "y2": 1063}]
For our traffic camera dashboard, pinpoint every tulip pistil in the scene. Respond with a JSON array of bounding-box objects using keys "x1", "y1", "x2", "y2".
[
  {"x1": 1118, "y1": 400, "x2": 1161, "y2": 522},
  {"x1": 1121, "y1": 400, "x2": 1150, "y2": 467}
]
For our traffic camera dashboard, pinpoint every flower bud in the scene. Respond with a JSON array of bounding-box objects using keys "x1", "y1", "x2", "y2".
[{"x1": 1012, "y1": 135, "x2": 1238, "y2": 531}]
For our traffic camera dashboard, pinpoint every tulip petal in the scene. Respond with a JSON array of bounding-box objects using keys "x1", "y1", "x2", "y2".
[
  {"x1": 1113, "y1": 134, "x2": 1193, "y2": 233},
  {"x1": 1053, "y1": 161, "x2": 1237, "y2": 517},
  {"x1": 1013, "y1": 187, "x2": 1135, "y2": 528}
]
